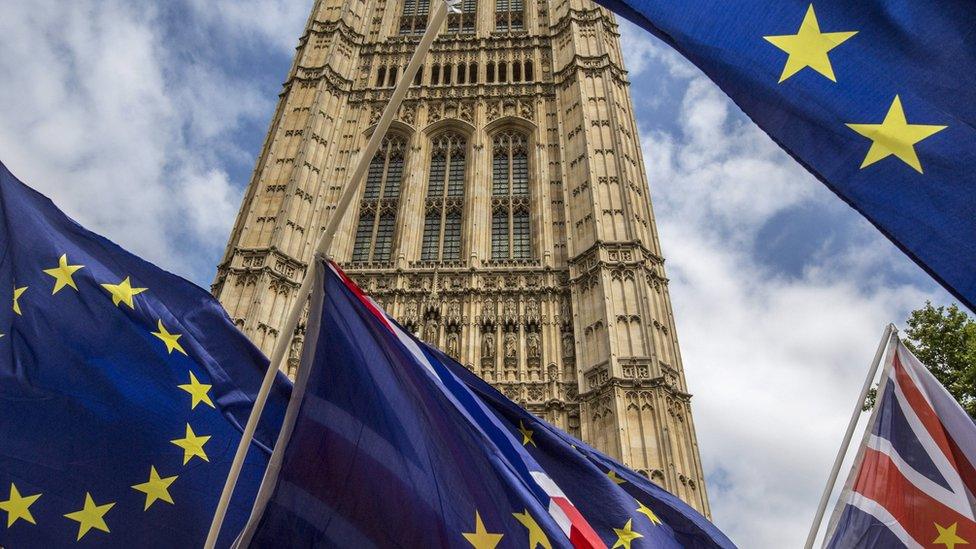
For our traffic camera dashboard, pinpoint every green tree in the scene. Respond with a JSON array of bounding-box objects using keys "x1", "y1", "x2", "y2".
[
  {"x1": 902, "y1": 302, "x2": 976, "y2": 419},
  {"x1": 862, "y1": 303, "x2": 976, "y2": 419}
]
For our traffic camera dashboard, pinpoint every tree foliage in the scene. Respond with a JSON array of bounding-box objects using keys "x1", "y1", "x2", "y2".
[
  {"x1": 902, "y1": 302, "x2": 976, "y2": 419},
  {"x1": 862, "y1": 303, "x2": 976, "y2": 419}
]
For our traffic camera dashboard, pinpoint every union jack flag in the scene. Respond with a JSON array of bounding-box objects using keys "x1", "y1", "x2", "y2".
[{"x1": 825, "y1": 336, "x2": 976, "y2": 548}]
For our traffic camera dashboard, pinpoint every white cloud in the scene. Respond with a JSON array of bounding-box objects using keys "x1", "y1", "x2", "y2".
[
  {"x1": 620, "y1": 20, "x2": 948, "y2": 547},
  {"x1": 0, "y1": 0, "x2": 307, "y2": 281}
]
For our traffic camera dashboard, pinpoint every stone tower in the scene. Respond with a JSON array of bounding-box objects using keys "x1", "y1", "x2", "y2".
[{"x1": 214, "y1": 0, "x2": 711, "y2": 515}]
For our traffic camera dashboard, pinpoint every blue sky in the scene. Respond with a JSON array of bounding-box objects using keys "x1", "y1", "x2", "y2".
[{"x1": 0, "y1": 1, "x2": 959, "y2": 546}]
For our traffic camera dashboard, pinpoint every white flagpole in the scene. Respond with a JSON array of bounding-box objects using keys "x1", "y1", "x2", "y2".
[
  {"x1": 204, "y1": 2, "x2": 456, "y2": 546},
  {"x1": 802, "y1": 323, "x2": 897, "y2": 549}
]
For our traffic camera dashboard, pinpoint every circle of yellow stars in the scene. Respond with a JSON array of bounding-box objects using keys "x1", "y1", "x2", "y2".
[
  {"x1": 763, "y1": 4, "x2": 947, "y2": 174},
  {"x1": 1, "y1": 254, "x2": 217, "y2": 541}
]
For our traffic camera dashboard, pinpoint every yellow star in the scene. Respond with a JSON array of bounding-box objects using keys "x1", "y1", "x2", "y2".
[
  {"x1": 63, "y1": 492, "x2": 114, "y2": 541},
  {"x1": 607, "y1": 470, "x2": 626, "y2": 485},
  {"x1": 518, "y1": 420, "x2": 536, "y2": 447},
  {"x1": 612, "y1": 518, "x2": 644, "y2": 549},
  {"x1": 0, "y1": 483, "x2": 41, "y2": 527},
  {"x1": 100, "y1": 276, "x2": 147, "y2": 309},
  {"x1": 513, "y1": 509, "x2": 552, "y2": 549},
  {"x1": 846, "y1": 95, "x2": 947, "y2": 173},
  {"x1": 13, "y1": 286, "x2": 27, "y2": 316},
  {"x1": 152, "y1": 320, "x2": 187, "y2": 355},
  {"x1": 934, "y1": 522, "x2": 968, "y2": 549},
  {"x1": 170, "y1": 423, "x2": 211, "y2": 465},
  {"x1": 179, "y1": 371, "x2": 215, "y2": 409},
  {"x1": 42, "y1": 254, "x2": 84, "y2": 294},
  {"x1": 764, "y1": 4, "x2": 857, "y2": 83},
  {"x1": 462, "y1": 511, "x2": 503, "y2": 549},
  {"x1": 132, "y1": 466, "x2": 177, "y2": 510},
  {"x1": 636, "y1": 499, "x2": 662, "y2": 526}
]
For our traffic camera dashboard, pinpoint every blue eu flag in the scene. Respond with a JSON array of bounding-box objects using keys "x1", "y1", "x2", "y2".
[
  {"x1": 238, "y1": 260, "x2": 733, "y2": 548},
  {"x1": 0, "y1": 162, "x2": 291, "y2": 547},
  {"x1": 595, "y1": 0, "x2": 976, "y2": 311}
]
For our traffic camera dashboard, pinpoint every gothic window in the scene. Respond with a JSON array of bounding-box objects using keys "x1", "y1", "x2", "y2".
[
  {"x1": 491, "y1": 130, "x2": 532, "y2": 260},
  {"x1": 352, "y1": 135, "x2": 406, "y2": 263},
  {"x1": 443, "y1": 63, "x2": 453, "y2": 85},
  {"x1": 498, "y1": 61, "x2": 508, "y2": 83},
  {"x1": 524, "y1": 60, "x2": 534, "y2": 81},
  {"x1": 448, "y1": 0, "x2": 477, "y2": 33},
  {"x1": 486, "y1": 62, "x2": 496, "y2": 83},
  {"x1": 496, "y1": 0, "x2": 524, "y2": 31},
  {"x1": 414, "y1": 65, "x2": 424, "y2": 85},
  {"x1": 431, "y1": 64, "x2": 441, "y2": 85},
  {"x1": 400, "y1": 0, "x2": 430, "y2": 35},
  {"x1": 387, "y1": 66, "x2": 398, "y2": 87},
  {"x1": 513, "y1": 62, "x2": 522, "y2": 81},
  {"x1": 469, "y1": 63, "x2": 478, "y2": 83},
  {"x1": 376, "y1": 66, "x2": 386, "y2": 87},
  {"x1": 457, "y1": 64, "x2": 466, "y2": 84},
  {"x1": 421, "y1": 132, "x2": 467, "y2": 262}
]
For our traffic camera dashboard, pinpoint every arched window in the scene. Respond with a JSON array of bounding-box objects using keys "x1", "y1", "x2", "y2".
[
  {"x1": 513, "y1": 61, "x2": 522, "y2": 82},
  {"x1": 443, "y1": 63, "x2": 453, "y2": 85},
  {"x1": 431, "y1": 64, "x2": 441, "y2": 85},
  {"x1": 388, "y1": 66, "x2": 398, "y2": 87},
  {"x1": 469, "y1": 63, "x2": 478, "y2": 83},
  {"x1": 524, "y1": 60, "x2": 534, "y2": 81},
  {"x1": 422, "y1": 132, "x2": 467, "y2": 262},
  {"x1": 457, "y1": 63, "x2": 467, "y2": 84},
  {"x1": 400, "y1": 0, "x2": 430, "y2": 35},
  {"x1": 448, "y1": 0, "x2": 477, "y2": 33},
  {"x1": 376, "y1": 66, "x2": 386, "y2": 87},
  {"x1": 491, "y1": 131, "x2": 531, "y2": 260},
  {"x1": 486, "y1": 62, "x2": 496, "y2": 83},
  {"x1": 498, "y1": 61, "x2": 508, "y2": 83},
  {"x1": 413, "y1": 65, "x2": 424, "y2": 86},
  {"x1": 352, "y1": 135, "x2": 406, "y2": 263},
  {"x1": 496, "y1": 0, "x2": 524, "y2": 31}
]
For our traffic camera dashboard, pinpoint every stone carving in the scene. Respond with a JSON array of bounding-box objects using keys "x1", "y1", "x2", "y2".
[
  {"x1": 503, "y1": 297, "x2": 517, "y2": 324},
  {"x1": 446, "y1": 299, "x2": 462, "y2": 325},
  {"x1": 562, "y1": 332, "x2": 575, "y2": 358},
  {"x1": 447, "y1": 332, "x2": 459, "y2": 358},
  {"x1": 525, "y1": 297, "x2": 540, "y2": 325},
  {"x1": 424, "y1": 321, "x2": 438, "y2": 344},
  {"x1": 504, "y1": 332, "x2": 518, "y2": 359},
  {"x1": 527, "y1": 332, "x2": 541, "y2": 359},
  {"x1": 482, "y1": 332, "x2": 495, "y2": 358}
]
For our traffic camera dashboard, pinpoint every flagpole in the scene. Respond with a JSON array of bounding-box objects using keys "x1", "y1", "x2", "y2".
[
  {"x1": 802, "y1": 323, "x2": 897, "y2": 549},
  {"x1": 204, "y1": 2, "x2": 456, "y2": 546}
]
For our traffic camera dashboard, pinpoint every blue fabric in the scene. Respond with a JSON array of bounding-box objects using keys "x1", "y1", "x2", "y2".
[
  {"x1": 245, "y1": 261, "x2": 734, "y2": 548},
  {"x1": 595, "y1": 0, "x2": 976, "y2": 312},
  {"x1": 439, "y1": 346, "x2": 733, "y2": 549},
  {"x1": 0, "y1": 162, "x2": 291, "y2": 547},
  {"x1": 827, "y1": 505, "x2": 908, "y2": 549}
]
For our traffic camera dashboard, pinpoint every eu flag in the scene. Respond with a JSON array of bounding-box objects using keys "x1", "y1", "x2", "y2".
[
  {"x1": 0, "y1": 161, "x2": 291, "y2": 547},
  {"x1": 237, "y1": 260, "x2": 733, "y2": 548},
  {"x1": 595, "y1": 0, "x2": 976, "y2": 311}
]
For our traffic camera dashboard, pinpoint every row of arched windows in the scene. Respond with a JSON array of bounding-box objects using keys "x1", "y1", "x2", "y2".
[
  {"x1": 399, "y1": 0, "x2": 523, "y2": 36},
  {"x1": 352, "y1": 131, "x2": 532, "y2": 263},
  {"x1": 374, "y1": 59, "x2": 535, "y2": 88}
]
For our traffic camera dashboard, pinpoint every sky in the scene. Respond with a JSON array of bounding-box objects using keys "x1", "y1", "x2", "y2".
[{"x1": 0, "y1": 1, "x2": 960, "y2": 546}]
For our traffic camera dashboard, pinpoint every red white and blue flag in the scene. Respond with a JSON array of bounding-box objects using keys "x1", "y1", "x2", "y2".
[
  {"x1": 236, "y1": 259, "x2": 733, "y2": 548},
  {"x1": 825, "y1": 337, "x2": 976, "y2": 548}
]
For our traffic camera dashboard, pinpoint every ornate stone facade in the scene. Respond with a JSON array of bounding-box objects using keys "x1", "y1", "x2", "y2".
[{"x1": 213, "y1": 0, "x2": 711, "y2": 515}]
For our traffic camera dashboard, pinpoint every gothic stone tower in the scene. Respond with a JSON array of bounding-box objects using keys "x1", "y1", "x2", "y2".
[{"x1": 214, "y1": 0, "x2": 711, "y2": 515}]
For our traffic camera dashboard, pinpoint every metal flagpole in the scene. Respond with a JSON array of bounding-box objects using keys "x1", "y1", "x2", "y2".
[
  {"x1": 204, "y1": 1, "x2": 456, "y2": 546},
  {"x1": 802, "y1": 323, "x2": 897, "y2": 549}
]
